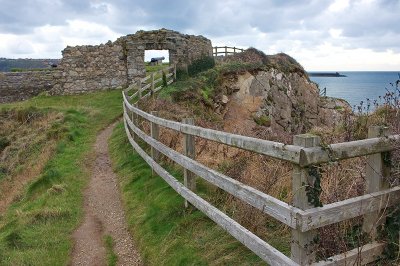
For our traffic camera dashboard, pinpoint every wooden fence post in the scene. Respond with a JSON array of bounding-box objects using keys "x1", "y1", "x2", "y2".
[
  {"x1": 173, "y1": 64, "x2": 177, "y2": 81},
  {"x1": 234, "y1": 47, "x2": 236, "y2": 54},
  {"x1": 362, "y1": 126, "x2": 390, "y2": 239},
  {"x1": 224, "y1": 46, "x2": 227, "y2": 56},
  {"x1": 183, "y1": 118, "x2": 196, "y2": 208},
  {"x1": 150, "y1": 111, "x2": 160, "y2": 176},
  {"x1": 291, "y1": 134, "x2": 321, "y2": 265},
  {"x1": 132, "y1": 103, "x2": 139, "y2": 142},
  {"x1": 137, "y1": 79, "x2": 142, "y2": 99},
  {"x1": 151, "y1": 73, "x2": 155, "y2": 96}
]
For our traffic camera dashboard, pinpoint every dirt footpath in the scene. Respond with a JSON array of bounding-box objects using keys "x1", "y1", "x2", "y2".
[{"x1": 71, "y1": 123, "x2": 142, "y2": 266}]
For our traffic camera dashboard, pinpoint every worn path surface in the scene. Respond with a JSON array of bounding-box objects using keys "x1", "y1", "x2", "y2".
[{"x1": 71, "y1": 123, "x2": 142, "y2": 266}]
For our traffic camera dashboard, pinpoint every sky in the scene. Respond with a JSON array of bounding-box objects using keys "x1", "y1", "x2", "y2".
[{"x1": 0, "y1": 0, "x2": 399, "y2": 71}]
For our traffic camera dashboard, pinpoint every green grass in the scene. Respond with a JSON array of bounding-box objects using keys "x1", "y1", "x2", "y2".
[
  {"x1": 104, "y1": 235, "x2": 118, "y2": 266},
  {"x1": 109, "y1": 122, "x2": 266, "y2": 265},
  {"x1": 145, "y1": 63, "x2": 169, "y2": 74},
  {"x1": 0, "y1": 90, "x2": 122, "y2": 265},
  {"x1": 253, "y1": 114, "x2": 271, "y2": 127}
]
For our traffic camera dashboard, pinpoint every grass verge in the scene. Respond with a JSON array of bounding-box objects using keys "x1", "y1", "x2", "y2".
[
  {"x1": 104, "y1": 235, "x2": 118, "y2": 266},
  {"x1": 109, "y1": 122, "x2": 266, "y2": 265},
  {"x1": 0, "y1": 90, "x2": 122, "y2": 265}
]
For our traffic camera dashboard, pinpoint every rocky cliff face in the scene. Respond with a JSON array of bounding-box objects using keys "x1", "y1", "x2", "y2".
[{"x1": 216, "y1": 51, "x2": 351, "y2": 134}]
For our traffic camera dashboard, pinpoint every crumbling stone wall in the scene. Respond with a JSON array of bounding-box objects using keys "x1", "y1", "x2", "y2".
[
  {"x1": 58, "y1": 28, "x2": 212, "y2": 93},
  {"x1": 116, "y1": 29, "x2": 212, "y2": 83},
  {"x1": 0, "y1": 71, "x2": 61, "y2": 103},
  {"x1": 0, "y1": 29, "x2": 213, "y2": 101},
  {"x1": 55, "y1": 42, "x2": 127, "y2": 94}
]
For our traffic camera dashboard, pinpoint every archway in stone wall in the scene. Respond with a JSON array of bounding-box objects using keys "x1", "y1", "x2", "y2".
[
  {"x1": 123, "y1": 29, "x2": 212, "y2": 83},
  {"x1": 144, "y1": 49, "x2": 171, "y2": 74}
]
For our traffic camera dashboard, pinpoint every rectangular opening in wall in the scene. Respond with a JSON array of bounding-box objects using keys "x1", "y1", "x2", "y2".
[{"x1": 144, "y1": 50, "x2": 170, "y2": 73}]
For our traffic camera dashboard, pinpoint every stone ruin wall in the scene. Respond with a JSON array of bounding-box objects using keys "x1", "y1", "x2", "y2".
[
  {"x1": 0, "y1": 29, "x2": 213, "y2": 102},
  {"x1": 120, "y1": 29, "x2": 212, "y2": 83},
  {"x1": 0, "y1": 71, "x2": 61, "y2": 103},
  {"x1": 54, "y1": 42, "x2": 127, "y2": 94}
]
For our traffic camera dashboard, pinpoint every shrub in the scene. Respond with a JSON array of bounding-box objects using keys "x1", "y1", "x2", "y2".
[
  {"x1": 162, "y1": 71, "x2": 167, "y2": 87},
  {"x1": 188, "y1": 56, "x2": 215, "y2": 76},
  {"x1": 176, "y1": 69, "x2": 188, "y2": 81},
  {"x1": 253, "y1": 115, "x2": 271, "y2": 127}
]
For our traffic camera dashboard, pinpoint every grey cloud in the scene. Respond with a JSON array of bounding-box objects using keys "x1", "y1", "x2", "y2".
[
  {"x1": 0, "y1": 0, "x2": 93, "y2": 34},
  {"x1": 0, "y1": 0, "x2": 399, "y2": 56}
]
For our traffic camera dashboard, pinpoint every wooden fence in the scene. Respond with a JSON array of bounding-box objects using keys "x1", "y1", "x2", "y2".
[
  {"x1": 124, "y1": 64, "x2": 176, "y2": 101},
  {"x1": 213, "y1": 46, "x2": 245, "y2": 57},
  {"x1": 122, "y1": 65, "x2": 400, "y2": 265}
]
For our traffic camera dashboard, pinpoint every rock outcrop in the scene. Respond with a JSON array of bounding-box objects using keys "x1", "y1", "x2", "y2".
[{"x1": 217, "y1": 50, "x2": 351, "y2": 133}]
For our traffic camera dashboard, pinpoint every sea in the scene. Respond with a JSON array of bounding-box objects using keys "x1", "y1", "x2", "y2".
[{"x1": 309, "y1": 71, "x2": 400, "y2": 109}]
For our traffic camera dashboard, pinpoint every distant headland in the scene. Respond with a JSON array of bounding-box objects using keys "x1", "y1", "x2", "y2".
[{"x1": 308, "y1": 72, "x2": 347, "y2": 77}]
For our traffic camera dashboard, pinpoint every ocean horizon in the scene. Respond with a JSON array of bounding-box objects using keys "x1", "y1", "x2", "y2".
[{"x1": 309, "y1": 71, "x2": 400, "y2": 109}]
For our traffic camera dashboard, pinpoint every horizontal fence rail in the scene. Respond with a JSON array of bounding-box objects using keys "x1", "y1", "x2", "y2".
[
  {"x1": 213, "y1": 46, "x2": 245, "y2": 57},
  {"x1": 123, "y1": 118, "x2": 297, "y2": 266},
  {"x1": 300, "y1": 134, "x2": 400, "y2": 166},
  {"x1": 121, "y1": 65, "x2": 400, "y2": 265},
  {"x1": 123, "y1": 93, "x2": 302, "y2": 163},
  {"x1": 123, "y1": 107, "x2": 299, "y2": 228}
]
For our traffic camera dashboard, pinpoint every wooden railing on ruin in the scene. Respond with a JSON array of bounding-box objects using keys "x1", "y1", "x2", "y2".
[
  {"x1": 122, "y1": 65, "x2": 400, "y2": 265},
  {"x1": 213, "y1": 46, "x2": 245, "y2": 57},
  {"x1": 124, "y1": 64, "x2": 176, "y2": 100}
]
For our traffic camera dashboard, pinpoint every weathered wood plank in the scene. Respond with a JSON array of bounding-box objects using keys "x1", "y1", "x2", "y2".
[
  {"x1": 299, "y1": 186, "x2": 400, "y2": 232},
  {"x1": 183, "y1": 118, "x2": 196, "y2": 208},
  {"x1": 123, "y1": 118, "x2": 298, "y2": 266},
  {"x1": 291, "y1": 134, "x2": 320, "y2": 265},
  {"x1": 141, "y1": 75, "x2": 151, "y2": 82},
  {"x1": 151, "y1": 73, "x2": 155, "y2": 95},
  {"x1": 312, "y1": 241, "x2": 385, "y2": 266},
  {"x1": 166, "y1": 72, "x2": 173, "y2": 78},
  {"x1": 363, "y1": 126, "x2": 390, "y2": 239},
  {"x1": 153, "y1": 77, "x2": 163, "y2": 84},
  {"x1": 167, "y1": 79, "x2": 174, "y2": 85},
  {"x1": 154, "y1": 85, "x2": 163, "y2": 92},
  {"x1": 124, "y1": 111, "x2": 298, "y2": 228},
  {"x1": 141, "y1": 82, "x2": 152, "y2": 91},
  {"x1": 134, "y1": 85, "x2": 164, "y2": 102},
  {"x1": 150, "y1": 111, "x2": 160, "y2": 176},
  {"x1": 137, "y1": 79, "x2": 142, "y2": 99},
  {"x1": 123, "y1": 94, "x2": 301, "y2": 163},
  {"x1": 300, "y1": 134, "x2": 400, "y2": 166},
  {"x1": 128, "y1": 91, "x2": 138, "y2": 100},
  {"x1": 124, "y1": 83, "x2": 136, "y2": 93}
]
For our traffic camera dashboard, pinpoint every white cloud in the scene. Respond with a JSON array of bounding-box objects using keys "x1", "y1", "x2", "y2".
[
  {"x1": 297, "y1": 44, "x2": 400, "y2": 71},
  {"x1": 329, "y1": 28, "x2": 343, "y2": 38},
  {"x1": 0, "y1": 0, "x2": 399, "y2": 69},
  {"x1": 0, "y1": 19, "x2": 121, "y2": 58},
  {"x1": 328, "y1": 0, "x2": 350, "y2": 12}
]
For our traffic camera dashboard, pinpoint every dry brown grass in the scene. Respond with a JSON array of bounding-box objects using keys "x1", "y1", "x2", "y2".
[
  {"x1": 0, "y1": 108, "x2": 63, "y2": 212},
  {"x1": 133, "y1": 77, "x2": 400, "y2": 262}
]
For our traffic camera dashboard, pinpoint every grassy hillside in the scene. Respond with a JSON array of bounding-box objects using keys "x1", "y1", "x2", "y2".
[
  {"x1": 0, "y1": 54, "x2": 398, "y2": 265},
  {"x1": 113, "y1": 54, "x2": 399, "y2": 265},
  {"x1": 0, "y1": 90, "x2": 122, "y2": 265},
  {"x1": 108, "y1": 123, "x2": 267, "y2": 265}
]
